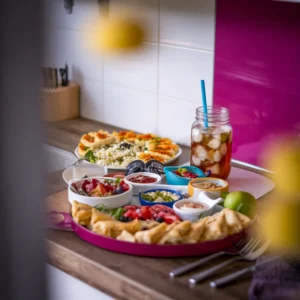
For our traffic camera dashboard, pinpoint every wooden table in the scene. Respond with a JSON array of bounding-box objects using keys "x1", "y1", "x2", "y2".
[{"x1": 45, "y1": 117, "x2": 272, "y2": 300}]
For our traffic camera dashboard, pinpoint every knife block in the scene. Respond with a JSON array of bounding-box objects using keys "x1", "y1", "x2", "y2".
[{"x1": 41, "y1": 82, "x2": 80, "y2": 122}]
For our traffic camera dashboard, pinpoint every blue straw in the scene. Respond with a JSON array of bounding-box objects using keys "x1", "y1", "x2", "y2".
[{"x1": 200, "y1": 80, "x2": 208, "y2": 128}]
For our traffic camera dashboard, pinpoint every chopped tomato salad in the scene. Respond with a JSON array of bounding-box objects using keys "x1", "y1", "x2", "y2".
[
  {"x1": 173, "y1": 167, "x2": 198, "y2": 179},
  {"x1": 128, "y1": 175, "x2": 157, "y2": 184},
  {"x1": 74, "y1": 178, "x2": 130, "y2": 197},
  {"x1": 121, "y1": 204, "x2": 181, "y2": 224}
]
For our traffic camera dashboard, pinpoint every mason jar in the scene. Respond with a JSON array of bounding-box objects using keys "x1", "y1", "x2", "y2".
[{"x1": 190, "y1": 106, "x2": 232, "y2": 180}]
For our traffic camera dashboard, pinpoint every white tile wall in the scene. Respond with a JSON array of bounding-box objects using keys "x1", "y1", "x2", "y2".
[
  {"x1": 104, "y1": 42, "x2": 158, "y2": 93},
  {"x1": 103, "y1": 83, "x2": 157, "y2": 133},
  {"x1": 159, "y1": 45, "x2": 214, "y2": 104},
  {"x1": 43, "y1": 28, "x2": 103, "y2": 81},
  {"x1": 160, "y1": 0, "x2": 216, "y2": 51},
  {"x1": 80, "y1": 78, "x2": 104, "y2": 121},
  {"x1": 158, "y1": 96, "x2": 199, "y2": 145},
  {"x1": 43, "y1": 0, "x2": 215, "y2": 145},
  {"x1": 43, "y1": 0, "x2": 101, "y2": 32}
]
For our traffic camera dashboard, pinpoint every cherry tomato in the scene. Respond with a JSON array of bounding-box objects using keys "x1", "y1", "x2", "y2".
[
  {"x1": 163, "y1": 215, "x2": 180, "y2": 224},
  {"x1": 120, "y1": 180, "x2": 130, "y2": 191},
  {"x1": 81, "y1": 180, "x2": 90, "y2": 192},
  {"x1": 104, "y1": 184, "x2": 114, "y2": 193},
  {"x1": 139, "y1": 206, "x2": 152, "y2": 220},
  {"x1": 150, "y1": 205, "x2": 174, "y2": 214},
  {"x1": 123, "y1": 205, "x2": 139, "y2": 211},
  {"x1": 85, "y1": 183, "x2": 95, "y2": 193},
  {"x1": 91, "y1": 178, "x2": 99, "y2": 186},
  {"x1": 123, "y1": 210, "x2": 139, "y2": 219},
  {"x1": 98, "y1": 182, "x2": 107, "y2": 195}
]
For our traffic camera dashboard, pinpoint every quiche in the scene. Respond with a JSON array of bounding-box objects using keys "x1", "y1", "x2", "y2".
[{"x1": 77, "y1": 129, "x2": 180, "y2": 167}]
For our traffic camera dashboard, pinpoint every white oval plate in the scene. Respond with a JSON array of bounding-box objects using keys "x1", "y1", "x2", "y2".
[{"x1": 74, "y1": 147, "x2": 183, "y2": 170}]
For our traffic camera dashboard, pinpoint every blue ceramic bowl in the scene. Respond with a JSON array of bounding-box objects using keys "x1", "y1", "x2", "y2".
[
  {"x1": 139, "y1": 188, "x2": 182, "y2": 208},
  {"x1": 164, "y1": 166, "x2": 210, "y2": 186}
]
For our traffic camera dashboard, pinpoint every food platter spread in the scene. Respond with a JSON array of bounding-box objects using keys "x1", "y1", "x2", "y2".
[
  {"x1": 75, "y1": 130, "x2": 182, "y2": 169},
  {"x1": 70, "y1": 196, "x2": 252, "y2": 257}
]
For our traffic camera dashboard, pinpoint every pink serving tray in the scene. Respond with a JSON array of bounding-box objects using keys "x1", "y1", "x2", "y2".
[{"x1": 71, "y1": 217, "x2": 246, "y2": 257}]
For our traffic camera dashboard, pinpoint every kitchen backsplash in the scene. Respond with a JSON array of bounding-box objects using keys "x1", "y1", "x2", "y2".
[
  {"x1": 42, "y1": 0, "x2": 216, "y2": 145},
  {"x1": 214, "y1": 0, "x2": 300, "y2": 167}
]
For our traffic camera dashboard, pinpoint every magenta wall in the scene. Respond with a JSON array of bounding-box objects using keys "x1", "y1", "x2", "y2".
[{"x1": 214, "y1": 0, "x2": 300, "y2": 167}]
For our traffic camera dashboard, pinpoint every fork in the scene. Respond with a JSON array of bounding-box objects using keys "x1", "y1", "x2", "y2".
[
  {"x1": 189, "y1": 239, "x2": 270, "y2": 284},
  {"x1": 169, "y1": 238, "x2": 247, "y2": 277}
]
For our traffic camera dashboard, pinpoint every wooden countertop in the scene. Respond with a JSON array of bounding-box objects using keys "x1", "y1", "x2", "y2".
[{"x1": 45, "y1": 117, "x2": 271, "y2": 300}]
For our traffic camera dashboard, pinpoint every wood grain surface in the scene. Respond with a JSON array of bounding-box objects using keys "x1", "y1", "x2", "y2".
[{"x1": 44, "y1": 117, "x2": 273, "y2": 300}]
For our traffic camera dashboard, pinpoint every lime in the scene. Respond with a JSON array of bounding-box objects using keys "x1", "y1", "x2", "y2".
[
  {"x1": 236, "y1": 203, "x2": 256, "y2": 219},
  {"x1": 224, "y1": 191, "x2": 256, "y2": 210}
]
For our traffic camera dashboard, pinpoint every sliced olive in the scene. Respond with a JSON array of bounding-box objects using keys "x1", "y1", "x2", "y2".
[
  {"x1": 126, "y1": 160, "x2": 145, "y2": 173},
  {"x1": 145, "y1": 160, "x2": 164, "y2": 173},
  {"x1": 147, "y1": 166, "x2": 160, "y2": 175}
]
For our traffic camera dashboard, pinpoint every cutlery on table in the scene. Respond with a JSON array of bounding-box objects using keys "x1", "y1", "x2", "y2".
[
  {"x1": 210, "y1": 255, "x2": 280, "y2": 288},
  {"x1": 189, "y1": 239, "x2": 270, "y2": 284},
  {"x1": 169, "y1": 238, "x2": 247, "y2": 277}
]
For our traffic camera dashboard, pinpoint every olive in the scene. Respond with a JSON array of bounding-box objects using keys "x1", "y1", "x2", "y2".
[
  {"x1": 145, "y1": 160, "x2": 164, "y2": 174},
  {"x1": 126, "y1": 166, "x2": 141, "y2": 175},
  {"x1": 114, "y1": 187, "x2": 123, "y2": 194},
  {"x1": 126, "y1": 160, "x2": 145, "y2": 170},
  {"x1": 120, "y1": 142, "x2": 133, "y2": 150},
  {"x1": 155, "y1": 217, "x2": 164, "y2": 223},
  {"x1": 147, "y1": 166, "x2": 160, "y2": 175},
  {"x1": 119, "y1": 216, "x2": 126, "y2": 222}
]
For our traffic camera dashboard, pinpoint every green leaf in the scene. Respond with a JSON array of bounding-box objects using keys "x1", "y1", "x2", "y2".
[
  {"x1": 113, "y1": 207, "x2": 125, "y2": 220},
  {"x1": 85, "y1": 150, "x2": 96, "y2": 163},
  {"x1": 114, "y1": 177, "x2": 121, "y2": 185}
]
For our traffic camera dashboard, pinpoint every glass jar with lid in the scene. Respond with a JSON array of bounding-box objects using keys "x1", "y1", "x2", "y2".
[{"x1": 190, "y1": 106, "x2": 232, "y2": 180}]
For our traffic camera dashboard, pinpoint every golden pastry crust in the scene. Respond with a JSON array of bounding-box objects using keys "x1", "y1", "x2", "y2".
[
  {"x1": 72, "y1": 203, "x2": 252, "y2": 245},
  {"x1": 137, "y1": 153, "x2": 167, "y2": 163},
  {"x1": 94, "y1": 130, "x2": 115, "y2": 147},
  {"x1": 116, "y1": 230, "x2": 136, "y2": 243},
  {"x1": 72, "y1": 200, "x2": 92, "y2": 226},
  {"x1": 158, "y1": 221, "x2": 191, "y2": 245},
  {"x1": 77, "y1": 143, "x2": 90, "y2": 156},
  {"x1": 80, "y1": 132, "x2": 97, "y2": 148},
  {"x1": 92, "y1": 219, "x2": 140, "y2": 238},
  {"x1": 135, "y1": 223, "x2": 168, "y2": 244},
  {"x1": 90, "y1": 208, "x2": 114, "y2": 227}
]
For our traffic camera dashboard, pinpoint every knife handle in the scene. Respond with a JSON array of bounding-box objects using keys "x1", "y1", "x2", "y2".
[
  {"x1": 210, "y1": 265, "x2": 255, "y2": 288},
  {"x1": 169, "y1": 251, "x2": 226, "y2": 277},
  {"x1": 189, "y1": 256, "x2": 241, "y2": 284}
]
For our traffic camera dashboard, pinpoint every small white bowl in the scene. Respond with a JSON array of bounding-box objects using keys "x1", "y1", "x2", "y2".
[
  {"x1": 68, "y1": 177, "x2": 133, "y2": 209},
  {"x1": 124, "y1": 172, "x2": 161, "y2": 196},
  {"x1": 173, "y1": 191, "x2": 223, "y2": 222}
]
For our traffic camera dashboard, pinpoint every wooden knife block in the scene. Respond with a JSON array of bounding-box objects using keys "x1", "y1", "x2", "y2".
[{"x1": 41, "y1": 82, "x2": 80, "y2": 122}]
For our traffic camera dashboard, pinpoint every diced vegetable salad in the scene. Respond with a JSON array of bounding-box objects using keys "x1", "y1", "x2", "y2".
[
  {"x1": 173, "y1": 167, "x2": 198, "y2": 179},
  {"x1": 141, "y1": 190, "x2": 180, "y2": 203},
  {"x1": 95, "y1": 204, "x2": 181, "y2": 224},
  {"x1": 72, "y1": 178, "x2": 130, "y2": 197}
]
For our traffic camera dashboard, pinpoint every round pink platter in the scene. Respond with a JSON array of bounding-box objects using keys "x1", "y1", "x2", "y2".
[{"x1": 71, "y1": 217, "x2": 246, "y2": 257}]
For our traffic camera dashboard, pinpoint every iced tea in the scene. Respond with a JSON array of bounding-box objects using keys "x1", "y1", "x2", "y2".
[{"x1": 190, "y1": 125, "x2": 232, "y2": 180}]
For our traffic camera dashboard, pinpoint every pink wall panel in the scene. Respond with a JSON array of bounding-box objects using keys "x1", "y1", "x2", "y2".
[{"x1": 214, "y1": 0, "x2": 300, "y2": 167}]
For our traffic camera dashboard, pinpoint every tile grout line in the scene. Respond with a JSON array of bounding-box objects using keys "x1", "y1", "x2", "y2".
[
  {"x1": 211, "y1": 0, "x2": 217, "y2": 106},
  {"x1": 155, "y1": 0, "x2": 161, "y2": 136},
  {"x1": 44, "y1": 25, "x2": 214, "y2": 53}
]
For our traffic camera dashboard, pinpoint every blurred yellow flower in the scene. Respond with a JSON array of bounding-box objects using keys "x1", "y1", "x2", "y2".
[
  {"x1": 96, "y1": 18, "x2": 144, "y2": 53},
  {"x1": 265, "y1": 137, "x2": 300, "y2": 196}
]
